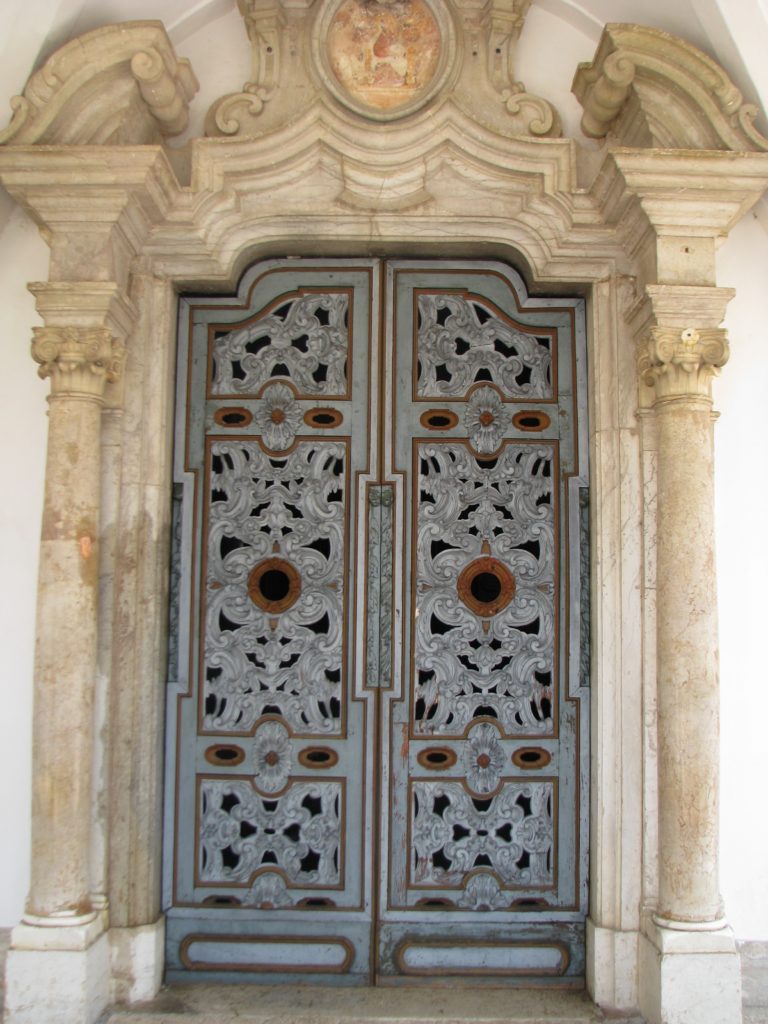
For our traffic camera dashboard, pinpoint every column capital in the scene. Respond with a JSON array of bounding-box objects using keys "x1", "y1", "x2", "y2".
[
  {"x1": 638, "y1": 325, "x2": 729, "y2": 404},
  {"x1": 32, "y1": 325, "x2": 125, "y2": 400}
]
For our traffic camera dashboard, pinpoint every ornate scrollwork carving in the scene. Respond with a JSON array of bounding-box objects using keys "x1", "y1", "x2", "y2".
[
  {"x1": 212, "y1": 292, "x2": 349, "y2": 397},
  {"x1": 200, "y1": 779, "x2": 341, "y2": 886},
  {"x1": 414, "y1": 442, "x2": 554, "y2": 736},
  {"x1": 130, "y1": 47, "x2": 197, "y2": 136},
  {"x1": 204, "y1": 440, "x2": 345, "y2": 734},
  {"x1": 417, "y1": 294, "x2": 552, "y2": 400},
  {"x1": 31, "y1": 326, "x2": 125, "y2": 398},
  {"x1": 480, "y1": 0, "x2": 561, "y2": 136},
  {"x1": 204, "y1": 0, "x2": 283, "y2": 135},
  {"x1": 575, "y1": 48, "x2": 637, "y2": 140},
  {"x1": 638, "y1": 326, "x2": 729, "y2": 402},
  {"x1": 411, "y1": 780, "x2": 553, "y2": 889}
]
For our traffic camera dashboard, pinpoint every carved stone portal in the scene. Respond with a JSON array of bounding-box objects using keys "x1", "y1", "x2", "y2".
[{"x1": 1, "y1": 5, "x2": 768, "y2": 1024}]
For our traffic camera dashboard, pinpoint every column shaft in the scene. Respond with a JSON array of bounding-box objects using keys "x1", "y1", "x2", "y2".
[
  {"x1": 655, "y1": 398, "x2": 720, "y2": 924},
  {"x1": 25, "y1": 324, "x2": 123, "y2": 921},
  {"x1": 29, "y1": 393, "x2": 103, "y2": 916}
]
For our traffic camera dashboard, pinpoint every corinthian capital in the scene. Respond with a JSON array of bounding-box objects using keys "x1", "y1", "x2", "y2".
[
  {"x1": 32, "y1": 326, "x2": 125, "y2": 399},
  {"x1": 638, "y1": 326, "x2": 729, "y2": 403}
]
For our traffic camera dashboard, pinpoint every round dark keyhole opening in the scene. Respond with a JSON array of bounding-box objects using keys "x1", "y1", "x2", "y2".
[
  {"x1": 470, "y1": 571, "x2": 502, "y2": 605},
  {"x1": 312, "y1": 413, "x2": 335, "y2": 425},
  {"x1": 426, "y1": 751, "x2": 448, "y2": 764},
  {"x1": 428, "y1": 415, "x2": 451, "y2": 428},
  {"x1": 518, "y1": 416, "x2": 540, "y2": 428},
  {"x1": 222, "y1": 412, "x2": 246, "y2": 425},
  {"x1": 259, "y1": 569, "x2": 290, "y2": 603}
]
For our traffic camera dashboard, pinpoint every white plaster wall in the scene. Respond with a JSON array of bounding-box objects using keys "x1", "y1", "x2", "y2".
[
  {"x1": 0, "y1": 207, "x2": 48, "y2": 924},
  {"x1": 1, "y1": 0, "x2": 768, "y2": 947},
  {"x1": 715, "y1": 212, "x2": 768, "y2": 941}
]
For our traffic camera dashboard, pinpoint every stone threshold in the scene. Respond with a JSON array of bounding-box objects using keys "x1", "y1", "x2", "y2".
[{"x1": 101, "y1": 983, "x2": 644, "y2": 1023}]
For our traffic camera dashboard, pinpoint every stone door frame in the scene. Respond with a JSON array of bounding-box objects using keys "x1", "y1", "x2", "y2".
[{"x1": 1, "y1": 15, "x2": 768, "y2": 1024}]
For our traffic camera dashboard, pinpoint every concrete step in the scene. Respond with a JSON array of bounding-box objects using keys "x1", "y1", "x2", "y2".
[{"x1": 102, "y1": 984, "x2": 645, "y2": 1024}]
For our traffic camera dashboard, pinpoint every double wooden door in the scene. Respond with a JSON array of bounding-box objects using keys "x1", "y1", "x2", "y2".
[{"x1": 164, "y1": 259, "x2": 589, "y2": 984}]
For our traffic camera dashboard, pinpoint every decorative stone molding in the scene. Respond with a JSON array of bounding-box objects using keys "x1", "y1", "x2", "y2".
[
  {"x1": 573, "y1": 23, "x2": 768, "y2": 151},
  {"x1": 205, "y1": 0, "x2": 284, "y2": 135},
  {"x1": 637, "y1": 326, "x2": 729, "y2": 403},
  {"x1": 0, "y1": 22, "x2": 198, "y2": 147}
]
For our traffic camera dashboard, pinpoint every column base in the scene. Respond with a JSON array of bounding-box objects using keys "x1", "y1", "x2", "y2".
[
  {"x1": 4, "y1": 912, "x2": 110, "y2": 1024},
  {"x1": 639, "y1": 917, "x2": 742, "y2": 1024},
  {"x1": 109, "y1": 916, "x2": 165, "y2": 1005},
  {"x1": 586, "y1": 917, "x2": 639, "y2": 1011}
]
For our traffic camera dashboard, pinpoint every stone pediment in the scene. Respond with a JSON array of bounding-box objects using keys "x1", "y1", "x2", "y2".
[
  {"x1": 572, "y1": 22, "x2": 768, "y2": 151},
  {"x1": 0, "y1": 21, "x2": 198, "y2": 146}
]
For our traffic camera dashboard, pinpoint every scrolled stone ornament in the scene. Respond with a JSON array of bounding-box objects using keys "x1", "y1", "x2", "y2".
[
  {"x1": 638, "y1": 326, "x2": 729, "y2": 402},
  {"x1": 31, "y1": 326, "x2": 125, "y2": 398}
]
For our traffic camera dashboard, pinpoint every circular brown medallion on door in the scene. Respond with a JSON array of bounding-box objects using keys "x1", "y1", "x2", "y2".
[
  {"x1": 247, "y1": 557, "x2": 302, "y2": 614},
  {"x1": 457, "y1": 557, "x2": 515, "y2": 617}
]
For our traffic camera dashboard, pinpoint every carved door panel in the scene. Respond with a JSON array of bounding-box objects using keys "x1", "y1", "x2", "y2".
[
  {"x1": 164, "y1": 259, "x2": 588, "y2": 985},
  {"x1": 377, "y1": 264, "x2": 589, "y2": 981}
]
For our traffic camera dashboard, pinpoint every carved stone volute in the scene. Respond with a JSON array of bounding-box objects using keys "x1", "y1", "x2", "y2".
[
  {"x1": 32, "y1": 326, "x2": 125, "y2": 400},
  {"x1": 638, "y1": 326, "x2": 729, "y2": 404},
  {"x1": 573, "y1": 22, "x2": 768, "y2": 151}
]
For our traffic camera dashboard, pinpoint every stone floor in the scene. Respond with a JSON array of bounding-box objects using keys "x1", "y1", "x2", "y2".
[
  {"x1": 101, "y1": 983, "x2": 643, "y2": 1024},
  {"x1": 1, "y1": 931, "x2": 767, "y2": 1023}
]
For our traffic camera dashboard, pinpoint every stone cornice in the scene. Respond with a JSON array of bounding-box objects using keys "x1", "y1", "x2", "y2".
[
  {"x1": 592, "y1": 149, "x2": 768, "y2": 239},
  {"x1": 573, "y1": 22, "x2": 768, "y2": 152},
  {"x1": 0, "y1": 147, "x2": 180, "y2": 285},
  {"x1": 0, "y1": 22, "x2": 198, "y2": 147}
]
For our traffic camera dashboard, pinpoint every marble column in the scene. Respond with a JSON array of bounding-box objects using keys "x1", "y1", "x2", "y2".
[
  {"x1": 25, "y1": 325, "x2": 124, "y2": 920},
  {"x1": 639, "y1": 324, "x2": 729, "y2": 927},
  {"x1": 638, "y1": 321, "x2": 742, "y2": 1024},
  {"x1": 4, "y1": 324, "x2": 124, "y2": 1024}
]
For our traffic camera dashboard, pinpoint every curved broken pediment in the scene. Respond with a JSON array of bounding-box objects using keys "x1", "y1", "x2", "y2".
[
  {"x1": 573, "y1": 22, "x2": 768, "y2": 152},
  {"x1": 0, "y1": 21, "x2": 198, "y2": 147}
]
